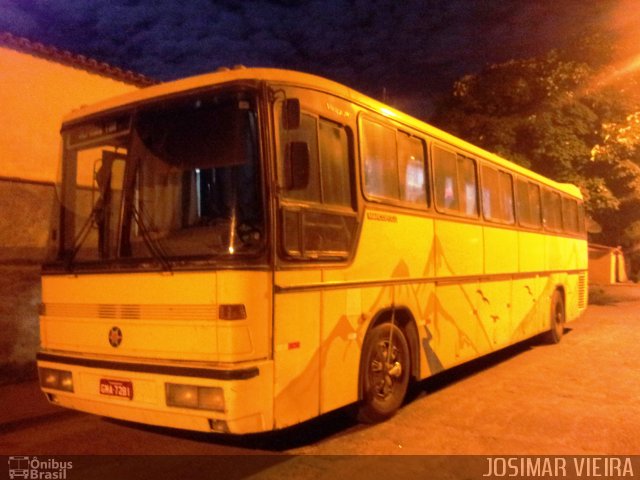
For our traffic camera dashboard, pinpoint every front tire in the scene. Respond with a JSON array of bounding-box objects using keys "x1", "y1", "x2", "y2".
[
  {"x1": 545, "y1": 290, "x2": 565, "y2": 344},
  {"x1": 357, "y1": 322, "x2": 411, "y2": 423}
]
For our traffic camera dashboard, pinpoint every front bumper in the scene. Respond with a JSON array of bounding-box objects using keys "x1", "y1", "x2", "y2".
[{"x1": 36, "y1": 351, "x2": 274, "y2": 434}]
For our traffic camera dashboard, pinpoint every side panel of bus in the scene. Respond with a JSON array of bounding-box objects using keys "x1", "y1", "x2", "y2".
[
  {"x1": 271, "y1": 84, "x2": 363, "y2": 429},
  {"x1": 269, "y1": 82, "x2": 588, "y2": 429},
  {"x1": 272, "y1": 271, "x2": 322, "y2": 429},
  {"x1": 433, "y1": 219, "x2": 484, "y2": 368},
  {"x1": 480, "y1": 226, "x2": 519, "y2": 350}
]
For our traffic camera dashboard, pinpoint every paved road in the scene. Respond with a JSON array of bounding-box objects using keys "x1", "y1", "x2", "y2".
[{"x1": 2, "y1": 285, "x2": 639, "y2": 477}]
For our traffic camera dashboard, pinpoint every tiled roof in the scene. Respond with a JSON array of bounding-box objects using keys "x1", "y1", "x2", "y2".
[{"x1": 0, "y1": 31, "x2": 157, "y2": 87}]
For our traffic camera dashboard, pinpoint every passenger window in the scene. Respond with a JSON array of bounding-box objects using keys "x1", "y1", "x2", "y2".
[
  {"x1": 434, "y1": 146, "x2": 459, "y2": 211},
  {"x1": 434, "y1": 145, "x2": 478, "y2": 217},
  {"x1": 362, "y1": 119, "x2": 398, "y2": 199},
  {"x1": 482, "y1": 167, "x2": 499, "y2": 221},
  {"x1": 542, "y1": 189, "x2": 563, "y2": 231},
  {"x1": 577, "y1": 202, "x2": 586, "y2": 233},
  {"x1": 562, "y1": 197, "x2": 579, "y2": 233},
  {"x1": 528, "y1": 183, "x2": 542, "y2": 227},
  {"x1": 515, "y1": 179, "x2": 542, "y2": 228},
  {"x1": 361, "y1": 117, "x2": 428, "y2": 207},
  {"x1": 459, "y1": 156, "x2": 478, "y2": 216},
  {"x1": 500, "y1": 171, "x2": 515, "y2": 224},
  {"x1": 397, "y1": 132, "x2": 427, "y2": 204},
  {"x1": 481, "y1": 166, "x2": 514, "y2": 224}
]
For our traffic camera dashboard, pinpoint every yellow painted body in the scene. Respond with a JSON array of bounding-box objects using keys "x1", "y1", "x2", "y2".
[
  {"x1": 271, "y1": 214, "x2": 587, "y2": 429},
  {"x1": 38, "y1": 68, "x2": 588, "y2": 434},
  {"x1": 40, "y1": 270, "x2": 274, "y2": 432}
]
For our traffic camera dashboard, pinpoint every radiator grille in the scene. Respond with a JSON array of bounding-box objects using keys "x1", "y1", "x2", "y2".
[
  {"x1": 577, "y1": 273, "x2": 587, "y2": 309},
  {"x1": 42, "y1": 303, "x2": 218, "y2": 321}
]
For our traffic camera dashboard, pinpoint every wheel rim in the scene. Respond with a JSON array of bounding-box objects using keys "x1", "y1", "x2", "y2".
[
  {"x1": 368, "y1": 337, "x2": 404, "y2": 401},
  {"x1": 553, "y1": 296, "x2": 564, "y2": 337}
]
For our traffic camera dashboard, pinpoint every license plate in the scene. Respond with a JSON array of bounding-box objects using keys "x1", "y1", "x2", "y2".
[{"x1": 99, "y1": 378, "x2": 133, "y2": 400}]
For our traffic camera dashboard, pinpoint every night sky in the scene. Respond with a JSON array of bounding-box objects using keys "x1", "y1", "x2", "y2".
[{"x1": 0, "y1": 0, "x2": 634, "y2": 118}]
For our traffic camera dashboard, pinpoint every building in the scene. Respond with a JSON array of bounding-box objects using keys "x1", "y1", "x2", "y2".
[
  {"x1": 588, "y1": 243, "x2": 628, "y2": 284},
  {"x1": 0, "y1": 32, "x2": 155, "y2": 262}
]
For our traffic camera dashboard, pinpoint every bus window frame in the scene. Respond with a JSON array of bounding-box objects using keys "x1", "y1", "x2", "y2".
[
  {"x1": 577, "y1": 201, "x2": 587, "y2": 234},
  {"x1": 276, "y1": 103, "x2": 356, "y2": 210},
  {"x1": 480, "y1": 163, "x2": 516, "y2": 226},
  {"x1": 542, "y1": 188, "x2": 564, "y2": 233},
  {"x1": 515, "y1": 177, "x2": 543, "y2": 230},
  {"x1": 431, "y1": 142, "x2": 480, "y2": 220},
  {"x1": 561, "y1": 196, "x2": 580, "y2": 235},
  {"x1": 275, "y1": 99, "x2": 359, "y2": 263},
  {"x1": 358, "y1": 113, "x2": 430, "y2": 212}
]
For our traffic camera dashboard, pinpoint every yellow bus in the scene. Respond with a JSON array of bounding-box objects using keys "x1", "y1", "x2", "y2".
[{"x1": 37, "y1": 68, "x2": 588, "y2": 434}]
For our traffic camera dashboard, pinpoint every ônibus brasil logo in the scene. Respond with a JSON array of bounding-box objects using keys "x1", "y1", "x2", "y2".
[{"x1": 8, "y1": 456, "x2": 72, "y2": 479}]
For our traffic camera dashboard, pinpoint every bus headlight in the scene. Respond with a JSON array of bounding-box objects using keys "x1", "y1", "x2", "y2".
[
  {"x1": 165, "y1": 383, "x2": 225, "y2": 412},
  {"x1": 39, "y1": 367, "x2": 74, "y2": 392}
]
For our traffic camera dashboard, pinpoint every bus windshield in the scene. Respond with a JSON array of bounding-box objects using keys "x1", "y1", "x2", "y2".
[{"x1": 56, "y1": 90, "x2": 264, "y2": 268}]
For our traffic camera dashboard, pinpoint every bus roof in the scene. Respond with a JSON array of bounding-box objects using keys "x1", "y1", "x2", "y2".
[{"x1": 62, "y1": 67, "x2": 582, "y2": 198}]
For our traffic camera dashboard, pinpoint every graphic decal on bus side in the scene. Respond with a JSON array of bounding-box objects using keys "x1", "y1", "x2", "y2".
[{"x1": 422, "y1": 325, "x2": 444, "y2": 375}]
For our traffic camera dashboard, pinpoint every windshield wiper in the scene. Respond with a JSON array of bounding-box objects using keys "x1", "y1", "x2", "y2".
[{"x1": 64, "y1": 199, "x2": 104, "y2": 270}]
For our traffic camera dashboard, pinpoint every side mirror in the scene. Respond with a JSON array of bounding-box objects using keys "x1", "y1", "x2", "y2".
[
  {"x1": 282, "y1": 98, "x2": 301, "y2": 130},
  {"x1": 284, "y1": 141, "x2": 310, "y2": 190}
]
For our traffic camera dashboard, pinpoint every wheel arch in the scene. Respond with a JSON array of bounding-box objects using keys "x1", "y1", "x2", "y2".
[
  {"x1": 545, "y1": 284, "x2": 567, "y2": 344},
  {"x1": 553, "y1": 283, "x2": 567, "y2": 314},
  {"x1": 357, "y1": 305, "x2": 420, "y2": 400}
]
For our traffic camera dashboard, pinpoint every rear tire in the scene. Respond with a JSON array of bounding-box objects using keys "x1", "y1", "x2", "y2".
[
  {"x1": 545, "y1": 290, "x2": 565, "y2": 344},
  {"x1": 357, "y1": 322, "x2": 410, "y2": 423}
]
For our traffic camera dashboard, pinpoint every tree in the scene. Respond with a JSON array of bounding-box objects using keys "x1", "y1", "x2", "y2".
[{"x1": 432, "y1": 47, "x2": 640, "y2": 277}]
